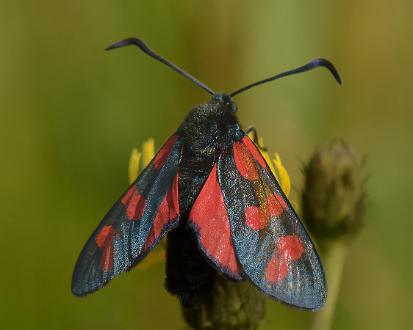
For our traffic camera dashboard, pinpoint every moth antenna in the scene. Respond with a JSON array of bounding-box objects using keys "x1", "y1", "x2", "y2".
[
  {"x1": 230, "y1": 58, "x2": 341, "y2": 97},
  {"x1": 106, "y1": 38, "x2": 215, "y2": 96}
]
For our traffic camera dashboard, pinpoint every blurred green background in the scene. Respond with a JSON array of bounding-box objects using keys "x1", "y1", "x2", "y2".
[{"x1": 1, "y1": 1, "x2": 412, "y2": 329}]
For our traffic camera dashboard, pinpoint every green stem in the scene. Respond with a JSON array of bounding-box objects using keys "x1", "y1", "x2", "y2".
[
  {"x1": 302, "y1": 140, "x2": 365, "y2": 330},
  {"x1": 311, "y1": 239, "x2": 348, "y2": 330}
]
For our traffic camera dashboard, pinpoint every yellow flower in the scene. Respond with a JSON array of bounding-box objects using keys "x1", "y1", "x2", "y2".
[
  {"x1": 142, "y1": 138, "x2": 155, "y2": 167},
  {"x1": 128, "y1": 138, "x2": 155, "y2": 183},
  {"x1": 128, "y1": 148, "x2": 141, "y2": 183},
  {"x1": 272, "y1": 152, "x2": 291, "y2": 197}
]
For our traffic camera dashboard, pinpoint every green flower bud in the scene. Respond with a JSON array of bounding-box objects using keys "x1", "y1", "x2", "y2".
[{"x1": 302, "y1": 140, "x2": 365, "y2": 241}]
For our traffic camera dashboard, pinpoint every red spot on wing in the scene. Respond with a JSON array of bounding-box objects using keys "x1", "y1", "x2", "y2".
[
  {"x1": 245, "y1": 193, "x2": 287, "y2": 230},
  {"x1": 121, "y1": 184, "x2": 136, "y2": 204},
  {"x1": 265, "y1": 235, "x2": 305, "y2": 284},
  {"x1": 234, "y1": 137, "x2": 269, "y2": 181},
  {"x1": 189, "y1": 165, "x2": 241, "y2": 278},
  {"x1": 95, "y1": 225, "x2": 116, "y2": 272},
  {"x1": 245, "y1": 205, "x2": 269, "y2": 230},
  {"x1": 277, "y1": 235, "x2": 304, "y2": 261},
  {"x1": 144, "y1": 173, "x2": 179, "y2": 249},
  {"x1": 233, "y1": 141, "x2": 259, "y2": 180},
  {"x1": 121, "y1": 185, "x2": 146, "y2": 220},
  {"x1": 95, "y1": 225, "x2": 115, "y2": 248},
  {"x1": 242, "y1": 136, "x2": 267, "y2": 169},
  {"x1": 100, "y1": 243, "x2": 114, "y2": 272},
  {"x1": 267, "y1": 193, "x2": 287, "y2": 217},
  {"x1": 275, "y1": 192, "x2": 288, "y2": 209},
  {"x1": 153, "y1": 134, "x2": 178, "y2": 170},
  {"x1": 265, "y1": 254, "x2": 288, "y2": 284}
]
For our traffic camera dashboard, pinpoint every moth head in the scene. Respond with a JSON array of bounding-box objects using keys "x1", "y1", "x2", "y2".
[{"x1": 213, "y1": 93, "x2": 237, "y2": 114}]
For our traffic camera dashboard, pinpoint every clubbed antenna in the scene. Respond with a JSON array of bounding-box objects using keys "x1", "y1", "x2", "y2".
[
  {"x1": 230, "y1": 58, "x2": 341, "y2": 97},
  {"x1": 106, "y1": 38, "x2": 215, "y2": 96}
]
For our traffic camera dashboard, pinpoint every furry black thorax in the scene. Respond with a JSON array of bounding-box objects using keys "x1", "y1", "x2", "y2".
[{"x1": 166, "y1": 94, "x2": 243, "y2": 306}]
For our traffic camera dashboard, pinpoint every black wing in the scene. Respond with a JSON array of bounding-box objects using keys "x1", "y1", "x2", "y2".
[
  {"x1": 72, "y1": 134, "x2": 182, "y2": 296},
  {"x1": 218, "y1": 134, "x2": 326, "y2": 310}
]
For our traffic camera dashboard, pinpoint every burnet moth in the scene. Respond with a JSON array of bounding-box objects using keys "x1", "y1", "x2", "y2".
[{"x1": 71, "y1": 37, "x2": 341, "y2": 310}]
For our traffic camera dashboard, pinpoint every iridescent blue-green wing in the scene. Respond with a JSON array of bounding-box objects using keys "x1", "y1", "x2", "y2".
[
  {"x1": 218, "y1": 134, "x2": 326, "y2": 310},
  {"x1": 72, "y1": 134, "x2": 182, "y2": 296}
]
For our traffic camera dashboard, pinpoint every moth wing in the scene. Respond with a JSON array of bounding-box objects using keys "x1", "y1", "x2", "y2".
[
  {"x1": 72, "y1": 134, "x2": 182, "y2": 296},
  {"x1": 218, "y1": 135, "x2": 326, "y2": 310},
  {"x1": 188, "y1": 163, "x2": 243, "y2": 280}
]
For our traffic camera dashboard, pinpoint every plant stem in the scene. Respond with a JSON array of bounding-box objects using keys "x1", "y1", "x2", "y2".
[
  {"x1": 311, "y1": 239, "x2": 348, "y2": 330},
  {"x1": 302, "y1": 140, "x2": 365, "y2": 330}
]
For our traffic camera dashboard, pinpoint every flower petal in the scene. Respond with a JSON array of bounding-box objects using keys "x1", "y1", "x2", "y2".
[
  {"x1": 273, "y1": 152, "x2": 291, "y2": 197},
  {"x1": 142, "y1": 138, "x2": 155, "y2": 167},
  {"x1": 128, "y1": 148, "x2": 141, "y2": 183}
]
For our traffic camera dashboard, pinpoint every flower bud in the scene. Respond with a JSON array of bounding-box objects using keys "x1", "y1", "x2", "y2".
[{"x1": 302, "y1": 140, "x2": 365, "y2": 241}]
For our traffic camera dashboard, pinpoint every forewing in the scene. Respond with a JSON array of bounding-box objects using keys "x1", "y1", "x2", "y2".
[
  {"x1": 188, "y1": 164, "x2": 243, "y2": 280},
  {"x1": 72, "y1": 134, "x2": 182, "y2": 296},
  {"x1": 218, "y1": 135, "x2": 326, "y2": 310}
]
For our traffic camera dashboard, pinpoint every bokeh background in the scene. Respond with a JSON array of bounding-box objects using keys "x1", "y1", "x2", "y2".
[{"x1": 1, "y1": 1, "x2": 412, "y2": 329}]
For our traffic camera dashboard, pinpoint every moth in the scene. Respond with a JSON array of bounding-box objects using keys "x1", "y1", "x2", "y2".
[{"x1": 72, "y1": 38, "x2": 341, "y2": 310}]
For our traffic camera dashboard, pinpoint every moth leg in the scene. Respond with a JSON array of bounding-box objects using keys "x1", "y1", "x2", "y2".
[{"x1": 244, "y1": 126, "x2": 267, "y2": 151}]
